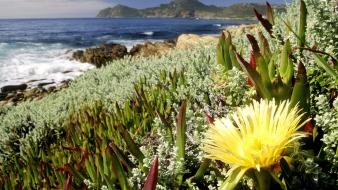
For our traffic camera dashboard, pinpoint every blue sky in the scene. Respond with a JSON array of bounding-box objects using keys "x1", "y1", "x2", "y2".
[{"x1": 0, "y1": 0, "x2": 291, "y2": 19}]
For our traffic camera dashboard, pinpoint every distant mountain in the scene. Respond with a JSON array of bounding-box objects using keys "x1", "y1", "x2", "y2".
[
  {"x1": 97, "y1": 0, "x2": 285, "y2": 19},
  {"x1": 97, "y1": 5, "x2": 141, "y2": 18}
]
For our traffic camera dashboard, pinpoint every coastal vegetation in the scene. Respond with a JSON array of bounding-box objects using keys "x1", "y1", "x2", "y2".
[{"x1": 0, "y1": 0, "x2": 337, "y2": 189}]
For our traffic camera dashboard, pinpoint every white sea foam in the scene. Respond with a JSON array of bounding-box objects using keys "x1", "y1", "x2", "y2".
[
  {"x1": 0, "y1": 43, "x2": 94, "y2": 89},
  {"x1": 111, "y1": 39, "x2": 163, "y2": 51},
  {"x1": 224, "y1": 25, "x2": 239, "y2": 29},
  {"x1": 142, "y1": 31, "x2": 154, "y2": 36},
  {"x1": 0, "y1": 39, "x2": 165, "y2": 89},
  {"x1": 0, "y1": 43, "x2": 8, "y2": 49}
]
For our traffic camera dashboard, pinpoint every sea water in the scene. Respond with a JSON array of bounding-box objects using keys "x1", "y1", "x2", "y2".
[{"x1": 0, "y1": 18, "x2": 254, "y2": 88}]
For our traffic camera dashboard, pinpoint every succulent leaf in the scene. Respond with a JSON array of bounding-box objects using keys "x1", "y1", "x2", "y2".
[
  {"x1": 280, "y1": 40, "x2": 294, "y2": 85},
  {"x1": 266, "y1": 2, "x2": 275, "y2": 25},
  {"x1": 190, "y1": 158, "x2": 211, "y2": 182},
  {"x1": 254, "y1": 9, "x2": 273, "y2": 36},
  {"x1": 268, "y1": 53, "x2": 278, "y2": 81},
  {"x1": 298, "y1": 0, "x2": 307, "y2": 49},
  {"x1": 219, "y1": 167, "x2": 249, "y2": 190},
  {"x1": 236, "y1": 53, "x2": 272, "y2": 99},
  {"x1": 176, "y1": 100, "x2": 187, "y2": 160},
  {"x1": 258, "y1": 31, "x2": 272, "y2": 62},
  {"x1": 176, "y1": 99, "x2": 188, "y2": 186},
  {"x1": 63, "y1": 174, "x2": 72, "y2": 190},
  {"x1": 290, "y1": 61, "x2": 310, "y2": 114},
  {"x1": 143, "y1": 156, "x2": 159, "y2": 190},
  {"x1": 110, "y1": 143, "x2": 135, "y2": 172},
  {"x1": 115, "y1": 125, "x2": 145, "y2": 164},
  {"x1": 247, "y1": 34, "x2": 271, "y2": 89},
  {"x1": 313, "y1": 54, "x2": 338, "y2": 79},
  {"x1": 229, "y1": 45, "x2": 242, "y2": 70},
  {"x1": 108, "y1": 147, "x2": 129, "y2": 190},
  {"x1": 217, "y1": 32, "x2": 233, "y2": 71}
]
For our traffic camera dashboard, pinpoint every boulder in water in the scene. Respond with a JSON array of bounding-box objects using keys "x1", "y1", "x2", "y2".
[
  {"x1": 72, "y1": 43, "x2": 128, "y2": 67},
  {"x1": 72, "y1": 50, "x2": 85, "y2": 62},
  {"x1": 1, "y1": 84, "x2": 28, "y2": 93}
]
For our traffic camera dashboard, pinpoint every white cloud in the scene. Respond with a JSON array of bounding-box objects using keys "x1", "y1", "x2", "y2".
[{"x1": 0, "y1": 0, "x2": 115, "y2": 18}]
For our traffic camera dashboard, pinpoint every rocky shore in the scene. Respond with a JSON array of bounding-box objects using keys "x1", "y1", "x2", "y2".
[
  {"x1": 0, "y1": 24, "x2": 254, "y2": 106},
  {"x1": 71, "y1": 34, "x2": 220, "y2": 67},
  {"x1": 0, "y1": 81, "x2": 70, "y2": 106},
  {"x1": 72, "y1": 44, "x2": 128, "y2": 68},
  {"x1": 0, "y1": 39, "x2": 182, "y2": 106},
  {"x1": 71, "y1": 40, "x2": 176, "y2": 67}
]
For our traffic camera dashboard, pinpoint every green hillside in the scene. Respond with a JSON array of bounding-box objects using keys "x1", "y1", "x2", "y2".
[
  {"x1": 97, "y1": 0, "x2": 285, "y2": 19},
  {"x1": 97, "y1": 5, "x2": 141, "y2": 18}
]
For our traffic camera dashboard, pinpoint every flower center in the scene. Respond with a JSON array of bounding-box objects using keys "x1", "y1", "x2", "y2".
[{"x1": 239, "y1": 134, "x2": 282, "y2": 168}]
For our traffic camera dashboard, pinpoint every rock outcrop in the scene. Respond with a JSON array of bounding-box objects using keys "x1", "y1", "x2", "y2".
[
  {"x1": 0, "y1": 81, "x2": 70, "y2": 106},
  {"x1": 72, "y1": 43, "x2": 128, "y2": 67},
  {"x1": 226, "y1": 24, "x2": 257, "y2": 36},
  {"x1": 1, "y1": 84, "x2": 28, "y2": 93},
  {"x1": 130, "y1": 41, "x2": 175, "y2": 57},
  {"x1": 176, "y1": 34, "x2": 218, "y2": 49},
  {"x1": 175, "y1": 24, "x2": 257, "y2": 49}
]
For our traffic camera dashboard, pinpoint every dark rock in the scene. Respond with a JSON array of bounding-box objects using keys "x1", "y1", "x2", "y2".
[
  {"x1": 72, "y1": 43, "x2": 128, "y2": 67},
  {"x1": 1, "y1": 84, "x2": 28, "y2": 93},
  {"x1": 0, "y1": 80, "x2": 70, "y2": 105},
  {"x1": 130, "y1": 41, "x2": 175, "y2": 57},
  {"x1": 165, "y1": 39, "x2": 177, "y2": 44},
  {"x1": 5, "y1": 93, "x2": 15, "y2": 100},
  {"x1": 65, "y1": 49, "x2": 73, "y2": 54},
  {"x1": 38, "y1": 82, "x2": 55, "y2": 88},
  {"x1": 26, "y1": 79, "x2": 44, "y2": 84},
  {"x1": 0, "y1": 93, "x2": 7, "y2": 101},
  {"x1": 72, "y1": 50, "x2": 85, "y2": 62},
  {"x1": 12, "y1": 93, "x2": 24, "y2": 102},
  {"x1": 62, "y1": 70, "x2": 73, "y2": 74},
  {"x1": 47, "y1": 86, "x2": 56, "y2": 93}
]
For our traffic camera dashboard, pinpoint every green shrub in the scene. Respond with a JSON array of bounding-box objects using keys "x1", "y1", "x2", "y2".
[
  {"x1": 0, "y1": 62, "x2": 252, "y2": 189},
  {"x1": 0, "y1": 47, "x2": 214, "y2": 164},
  {"x1": 270, "y1": 0, "x2": 337, "y2": 56}
]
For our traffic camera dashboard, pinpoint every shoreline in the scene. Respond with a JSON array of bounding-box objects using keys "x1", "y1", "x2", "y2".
[
  {"x1": 0, "y1": 17, "x2": 257, "y2": 21},
  {"x1": 0, "y1": 24, "x2": 256, "y2": 106},
  {"x1": 95, "y1": 16, "x2": 258, "y2": 21}
]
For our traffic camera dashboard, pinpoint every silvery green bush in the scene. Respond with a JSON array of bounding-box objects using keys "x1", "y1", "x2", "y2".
[
  {"x1": 304, "y1": 0, "x2": 338, "y2": 56},
  {"x1": 0, "y1": 42, "x2": 253, "y2": 189},
  {"x1": 314, "y1": 95, "x2": 338, "y2": 174},
  {"x1": 0, "y1": 47, "x2": 211, "y2": 163},
  {"x1": 271, "y1": 0, "x2": 337, "y2": 56},
  {"x1": 0, "y1": 44, "x2": 252, "y2": 171}
]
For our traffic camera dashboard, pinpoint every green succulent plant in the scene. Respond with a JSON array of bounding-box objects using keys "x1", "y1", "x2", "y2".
[
  {"x1": 217, "y1": 1, "x2": 311, "y2": 116},
  {"x1": 216, "y1": 31, "x2": 241, "y2": 71}
]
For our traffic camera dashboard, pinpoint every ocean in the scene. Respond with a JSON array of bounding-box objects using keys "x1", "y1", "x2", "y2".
[{"x1": 0, "y1": 18, "x2": 254, "y2": 89}]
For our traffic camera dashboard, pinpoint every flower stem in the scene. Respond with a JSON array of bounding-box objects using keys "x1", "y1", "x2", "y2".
[{"x1": 253, "y1": 169, "x2": 271, "y2": 190}]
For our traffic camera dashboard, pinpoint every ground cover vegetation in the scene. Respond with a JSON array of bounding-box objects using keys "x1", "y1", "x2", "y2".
[{"x1": 0, "y1": 0, "x2": 337, "y2": 189}]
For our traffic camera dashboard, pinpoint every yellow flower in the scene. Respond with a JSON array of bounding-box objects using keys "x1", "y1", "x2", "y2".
[{"x1": 202, "y1": 99, "x2": 307, "y2": 176}]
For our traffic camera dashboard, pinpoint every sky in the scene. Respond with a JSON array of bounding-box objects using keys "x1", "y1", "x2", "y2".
[{"x1": 0, "y1": 0, "x2": 291, "y2": 19}]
